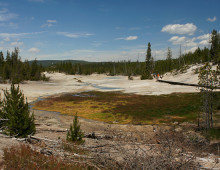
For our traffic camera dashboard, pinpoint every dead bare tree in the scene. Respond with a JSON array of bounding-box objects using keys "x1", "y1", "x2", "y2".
[
  {"x1": 91, "y1": 128, "x2": 199, "y2": 169},
  {"x1": 198, "y1": 63, "x2": 219, "y2": 130}
]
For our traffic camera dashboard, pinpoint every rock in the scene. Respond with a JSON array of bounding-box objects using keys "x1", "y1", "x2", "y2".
[
  {"x1": 40, "y1": 148, "x2": 53, "y2": 156},
  {"x1": 174, "y1": 127, "x2": 182, "y2": 132}
]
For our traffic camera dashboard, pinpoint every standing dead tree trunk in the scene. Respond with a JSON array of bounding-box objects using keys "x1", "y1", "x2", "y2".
[{"x1": 198, "y1": 63, "x2": 219, "y2": 130}]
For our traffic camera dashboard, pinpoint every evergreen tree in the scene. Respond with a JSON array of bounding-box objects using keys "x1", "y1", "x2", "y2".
[
  {"x1": 30, "y1": 59, "x2": 41, "y2": 80},
  {"x1": 142, "y1": 42, "x2": 153, "y2": 79},
  {"x1": 0, "y1": 84, "x2": 35, "y2": 137},
  {"x1": 210, "y1": 29, "x2": 220, "y2": 63},
  {"x1": 0, "y1": 51, "x2": 4, "y2": 66},
  {"x1": 66, "y1": 113, "x2": 84, "y2": 143},
  {"x1": 0, "y1": 51, "x2": 4, "y2": 79}
]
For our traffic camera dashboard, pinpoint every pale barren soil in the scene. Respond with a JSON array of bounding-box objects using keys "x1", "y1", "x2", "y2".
[{"x1": 0, "y1": 65, "x2": 219, "y2": 169}]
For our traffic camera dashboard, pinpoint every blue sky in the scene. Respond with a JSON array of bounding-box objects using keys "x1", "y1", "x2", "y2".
[{"x1": 0, "y1": 0, "x2": 219, "y2": 61}]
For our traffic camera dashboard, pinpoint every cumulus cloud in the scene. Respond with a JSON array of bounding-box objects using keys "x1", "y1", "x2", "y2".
[
  {"x1": 28, "y1": 47, "x2": 40, "y2": 53},
  {"x1": 207, "y1": 16, "x2": 217, "y2": 22},
  {"x1": 169, "y1": 36, "x2": 198, "y2": 47},
  {"x1": 196, "y1": 33, "x2": 210, "y2": 46},
  {"x1": 161, "y1": 23, "x2": 197, "y2": 35},
  {"x1": 185, "y1": 38, "x2": 197, "y2": 47},
  {"x1": 185, "y1": 47, "x2": 198, "y2": 53},
  {"x1": 199, "y1": 40, "x2": 209, "y2": 46},
  {"x1": 153, "y1": 49, "x2": 167, "y2": 60},
  {"x1": 169, "y1": 36, "x2": 186, "y2": 45},
  {"x1": 56, "y1": 32, "x2": 94, "y2": 38},
  {"x1": 116, "y1": 36, "x2": 138, "y2": 41},
  {"x1": 197, "y1": 33, "x2": 210, "y2": 40}
]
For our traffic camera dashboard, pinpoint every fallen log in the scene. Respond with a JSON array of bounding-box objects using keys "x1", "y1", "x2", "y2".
[
  {"x1": 28, "y1": 135, "x2": 59, "y2": 143},
  {"x1": 0, "y1": 119, "x2": 9, "y2": 121},
  {"x1": 37, "y1": 129, "x2": 67, "y2": 132},
  {"x1": 157, "y1": 80, "x2": 220, "y2": 89}
]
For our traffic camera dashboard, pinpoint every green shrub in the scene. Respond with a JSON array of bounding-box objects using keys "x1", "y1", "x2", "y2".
[{"x1": 66, "y1": 113, "x2": 84, "y2": 143}]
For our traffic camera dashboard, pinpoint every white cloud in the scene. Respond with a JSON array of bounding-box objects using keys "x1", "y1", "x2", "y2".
[
  {"x1": 28, "y1": 45, "x2": 146, "y2": 61},
  {"x1": 196, "y1": 33, "x2": 210, "y2": 46},
  {"x1": 207, "y1": 16, "x2": 217, "y2": 22},
  {"x1": 125, "y1": 36, "x2": 138, "y2": 40},
  {"x1": 56, "y1": 32, "x2": 94, "y2": 38},
  {"x1": 186, "y1": 47, "x2": 198, "y2": 53},
  {"x1": 168, "y1": 34, "x2": 210, "y2": 48},
  {"x1": 47, "y1": 20, "x2": 56, "y2": 23},
  {"x1": 28, "y1": 47, "x2": 40, "y2": 53},
  {"x1": 0, "y1": 32, "x2": 43, "y2": 38},
  {"x1": 41, "y1": 23, "x2": 52, "y2": 27},
  {"x1": 197, "y1": 33, "x2": 210, "y2": 40},
  {"x1": 185, "y1": 38, "x2": 197, "y2": 47},
  {"x1": 10, "y1": 41, "x2": 24, "y2": 46},
  {"x1": 0, "y1": 8, "x2": 17, "y2": 22},
  {"x1": 153, "y1": 49, "x2": 167, "y2": 60},
  {"x1": 199, "y1": 40, "x2": 209, "y2": 46},
  {"x1": 161, "y1": 23, "x2": 197, "y2": 35},
  {"x1": 116, "y1": 36, "x2": 138, "y2": 41},
  {"x1": 41, "y1": 20, "x2": 57, "y2": 28},
  {"x1": 169, "y1": 36, "x2": 186, "y2": 45}
]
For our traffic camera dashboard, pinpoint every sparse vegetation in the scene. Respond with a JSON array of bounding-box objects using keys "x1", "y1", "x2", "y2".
[
  {"x1": 33, "y1": 91, "x2": 220, "y2": 125},
  {"x1": 0, "y1": 144, "x2": 87, "y2": 169}
]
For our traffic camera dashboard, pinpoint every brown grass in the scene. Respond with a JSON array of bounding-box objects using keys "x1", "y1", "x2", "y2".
[{"x1": 0, "y1": 144, "x2": 88, "y2": 169}]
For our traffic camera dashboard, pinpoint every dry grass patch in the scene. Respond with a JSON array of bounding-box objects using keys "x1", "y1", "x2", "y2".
[
  {"x1": 33, "y1": 91, "x2": 220, "y2": 125},
  {"x1": 0, "y1": 144, "x2": 89, "y2": 169}
]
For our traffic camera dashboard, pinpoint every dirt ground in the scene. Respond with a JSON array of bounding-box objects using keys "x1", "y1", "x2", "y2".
[{"x1": 0, "y1": 66, "x2": 201, "y2": 103}]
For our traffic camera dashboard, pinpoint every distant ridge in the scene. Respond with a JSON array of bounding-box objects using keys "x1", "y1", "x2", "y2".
[{"x1": 29, "y1": 60, "x2": 89, "y2": 67}]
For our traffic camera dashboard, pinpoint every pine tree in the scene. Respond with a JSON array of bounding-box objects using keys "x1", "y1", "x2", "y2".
[
  {"x1": 30, "y1": 59, "x2": 40, "y2": 80},
  {"x1": 210, "y1": 29, "x2": 220, "y2": 64},
  {"x1": 66, "y1": 113, "x2": 84, "y2": 143},
  {"x1": 0, "y1": 51, "x2": 4, "y2": 80},
  {"x1": 1, "y1": 84, "x2": 35, "y2": 137},
  {"x1": 142, "y1": 42, "x2": 153, "y2": 79}
]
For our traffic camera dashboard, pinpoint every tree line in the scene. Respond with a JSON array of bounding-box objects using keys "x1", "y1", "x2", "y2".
[
  {"x1": 0, "y1": 29, "x2": 219, "y2": 82},
  {"x1": 144, "y1": 29, "x2": 220, "y2": 79},
  {"x1": 47, "y1": 29, "x2": 220, "y2": 79},
  {"x1": 0, "y1": 48, "x2": 48, "y2": 84}
]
